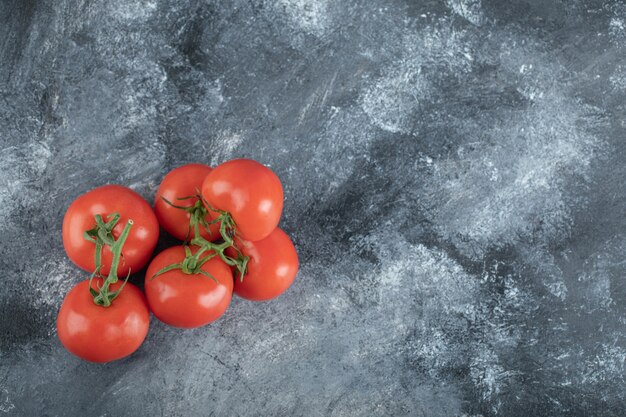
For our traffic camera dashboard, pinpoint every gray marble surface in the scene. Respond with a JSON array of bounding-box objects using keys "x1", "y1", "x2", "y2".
[{"x1": 2, "y1": 0, "x2": 626, "y2": 415}]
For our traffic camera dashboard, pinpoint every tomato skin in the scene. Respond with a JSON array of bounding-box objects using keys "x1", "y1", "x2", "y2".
[
  {"x1": 57, "y1": 279, "x2": 150, "y2": 363},
  {"x1": 62, "y1": 185, "x2": 159, "y2": 276},
  {"x1": 228, "y1": 228, "x2": 298, "y2": 301},
  {"x1": 201, "y1": 159, "x2": 283, "y2": 242},
  {"x1": 154, "y1": 164, "x2": 220, "y2": 241},
  {"x1": 144, "y1": 246, "x2": 233, "y2": 328}
]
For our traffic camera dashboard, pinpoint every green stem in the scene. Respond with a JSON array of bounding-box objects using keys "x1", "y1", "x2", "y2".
[
  {"x1": 154, "y1": 193, "x2": 251, "y2": 282},
  {"x1": 160, "y1": 196, "x2": 215, "y2": 242},
  {"x1": 92, "y1": 220, "x2": 133, "y2": 307},
  {"x1": 84, "y1": 212, "x2": 121, "y2": 277}
]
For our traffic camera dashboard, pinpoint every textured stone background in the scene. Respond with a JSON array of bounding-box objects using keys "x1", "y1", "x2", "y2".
[{"x1": 1, "y1": 0, "x2": 626, "y2": 415}]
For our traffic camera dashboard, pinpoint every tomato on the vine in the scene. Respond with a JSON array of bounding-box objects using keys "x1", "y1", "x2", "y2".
[
  {"x1": 228, "y1": 228, "x2": 298, "y2": 301},
  {"x1": 201, "y1": 159, "x2": 283, "y2": 242},
  {"x1": 62, "y1": 185, "x2": 159, "y2": 276},
  {"x1": 57, "y1": 279, "x2": 150, "y2": 363},
  {"x1": 144, "y1": 246, "x2": 233, "y2": 328},
  {"x1": 154, "y1": 164, "x2": 220, "y2": 241}
]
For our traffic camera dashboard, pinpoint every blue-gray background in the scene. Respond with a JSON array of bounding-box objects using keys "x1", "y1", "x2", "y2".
[{"x1": 1, "y1": 0, "x2": 626, "y2": 415}]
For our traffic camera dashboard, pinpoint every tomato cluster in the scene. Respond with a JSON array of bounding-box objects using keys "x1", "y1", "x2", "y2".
[{"x1": 57, "y1": 159, "x2": 298, "y2": 363}]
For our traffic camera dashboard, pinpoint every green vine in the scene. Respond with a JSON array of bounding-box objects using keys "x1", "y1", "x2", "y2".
[
  {"x1": 83, "y1": 212, "x2": 121, "y2": 277},
  {"x1": 151, "y1": 194, "x2": 249, "y2": 281},
  {"x1": 86, "y1": 217, "x2": 134, "y2": 307}
]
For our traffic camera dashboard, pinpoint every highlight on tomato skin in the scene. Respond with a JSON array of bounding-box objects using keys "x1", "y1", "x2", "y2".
[
  {"x1": 201, "y1": 159, "x2": 284, "y2": 242},
  {"x1": 228, "y1": 227, "x2": 299, "y2": 301},
  {"x1": 154, "y1": 164, "x2": 220, "y2": 241},
  {"x1": 144, "y1": 246, "x2": 234, "y2": 328},
  {"x1": 56, "y1": 279, "x2": 150, "y2": 363},
  {"x1": 62, "y1": 185, "x2": 159, "y2": 276}
]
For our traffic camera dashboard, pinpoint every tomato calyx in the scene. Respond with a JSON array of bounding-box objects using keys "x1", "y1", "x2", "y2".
[
  {"x1": 154, "y1": 194, "x2": 250, "y2": 281},
  {"x1": 86, "y1": 217, "x2": 134, "y2": 307},
  {"x1": 151, "y1": 245, "x2": 219, "y2": 282}
]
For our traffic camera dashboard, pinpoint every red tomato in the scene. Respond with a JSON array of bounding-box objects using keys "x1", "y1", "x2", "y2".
[
  {"x1": 57, "y1": 279, "x2": 150, "y2": 363},
  {"x1": 154, "y1": 164, "x2": 220, "y2": 241},
  {"x1": 228, "y1": 228, "x2": 298, "y2": 301},
  {"x1": 144, "y1": 246, "x2": 233, "y2": 328},
  {"x1": 201, "y1": 159, "x2": 283, "y2": 242},
  {"x1": 62, "y1": 185, "x2": 159, "y2": 276}
]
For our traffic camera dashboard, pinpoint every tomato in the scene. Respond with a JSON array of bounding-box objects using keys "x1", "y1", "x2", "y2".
[
  {"x1": 201, "y1": 159, "x2": 283, "y2": 242},
  {"x1": 154, "y1": 164, "x2": 220, "y2": 241},
  {"x1": 57, "y1": 279, "x2": 150, "y2": 363},
  {"x1": 62, "y1": 185, "x2": 159, "y2": 276},
  {"x1": 228, "y1": 228, "x2": 298, "y2": 301},
  {"x1": 144, "y1": 246, "x2": 233, "y2": 328}
]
